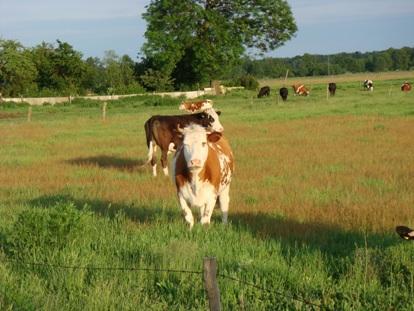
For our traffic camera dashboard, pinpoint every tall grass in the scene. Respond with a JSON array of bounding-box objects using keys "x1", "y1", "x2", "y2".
[{"x1": 0, "y1": 77, "x2": 413, "y2": 309}]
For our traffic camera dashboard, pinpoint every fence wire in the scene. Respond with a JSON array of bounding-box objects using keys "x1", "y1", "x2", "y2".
[{"x1": 1, "y1": 258, "x2": 324, "y2": 309}]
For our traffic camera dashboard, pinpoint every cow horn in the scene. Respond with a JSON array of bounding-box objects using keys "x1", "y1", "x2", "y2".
[{"x1": 176, "y1": 124, "x2": 184, "y2": 133}]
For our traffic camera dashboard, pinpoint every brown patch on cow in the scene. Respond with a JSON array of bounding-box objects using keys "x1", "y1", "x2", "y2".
[
  {"x1": 401, "y1": 82, "x2": 412, "y2": 92},
  {"x1": 174, "y1": 148, "x2": 190, "y2": 189},
  {"x1": 292, "y1": 84, "x2": 309, "y2": 96},
  {"x1": 180, "y1": 100, "x2": 213, "y2": 113}
]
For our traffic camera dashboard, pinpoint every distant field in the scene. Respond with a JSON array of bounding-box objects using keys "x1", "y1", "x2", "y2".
[
  {"x1": 0, "y1": 76, "x2": 413, "y2": 310},
  {"x1": 260, "y1": 70, "x2": 414, "y2": 88}
]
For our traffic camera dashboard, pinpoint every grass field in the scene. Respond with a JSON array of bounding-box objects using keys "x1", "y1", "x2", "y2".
[{"x1": 0, "y1": 74, "x2": 414, "y2": 310}]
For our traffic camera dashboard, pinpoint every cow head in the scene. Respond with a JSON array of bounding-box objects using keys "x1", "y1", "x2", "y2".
[{"x1": 178, "y1": 124, "x2": 221, "y2": 171}]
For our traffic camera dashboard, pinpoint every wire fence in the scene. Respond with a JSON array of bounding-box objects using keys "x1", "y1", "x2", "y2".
[{"x1": 0, "y1": 257, "x2": 324, "y2": 310}]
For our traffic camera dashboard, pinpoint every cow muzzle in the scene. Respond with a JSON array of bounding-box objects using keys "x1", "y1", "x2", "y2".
[{"x1": 188, "y1": 159, "x2": 202, "y2": 169}]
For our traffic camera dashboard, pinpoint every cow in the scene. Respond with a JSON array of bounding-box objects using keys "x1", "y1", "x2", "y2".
[
  {"x1": 292, "y1": 84, "x2": 310, "y2": 96},
  {"x1": 328, "y1": 82, "x2": 337, "y2": 96},
  {"x1": 172, "y1": 124, "x2": 234, "y2": 229},
  {"x1": 257, "y1": 86, "x2": 270, "y2": 98},
  {"x1": 363, "y1": 79, "x2": 373, "y2": 91},
  {"x1": 279, "y1": 87, "x2": 288, "y2": 101},
  {"x1": 144, "y1": 100, "x2": 223, "y2": 177},
  {"x1": 401, "y1": 82, "x2": 412, "y2": 92}
]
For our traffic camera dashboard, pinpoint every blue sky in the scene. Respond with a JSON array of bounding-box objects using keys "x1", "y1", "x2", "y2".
[{"x1": 1, "y1": 0, "x2": 414, "y2": 60}]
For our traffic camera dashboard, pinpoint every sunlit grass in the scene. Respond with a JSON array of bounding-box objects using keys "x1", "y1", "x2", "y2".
[{"x1": 0, "y1": 79, "x2": 413, "y2": 309}]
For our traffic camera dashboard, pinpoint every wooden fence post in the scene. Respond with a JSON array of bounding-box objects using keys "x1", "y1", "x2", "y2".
[
  {"x1": 102, "y1": 102, "x2": 107, "y2": 121},
  {"x1": 27, "y1": 106, "x2": 32, "y2": 122},
  {"x1": 203, "y1": 257, "x2": 221, "y2": 311}
]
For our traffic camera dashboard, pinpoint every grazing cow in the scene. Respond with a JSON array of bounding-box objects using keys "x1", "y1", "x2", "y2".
[
  {"x1": 279, "y1": 87, "x2": 288, "y2": 101},
  {"x1": 257, "y1": 86, "x2": 270, "y2": 98},
  {"x1": 145, "y1": 100, "x2": 223, "y2": 176},
  {"x1": 292, "y1": 84, "x2": 310, "y2": 96},
  {"x1": 172, "y1": 124, "x2": 234, "y2": 228},
  {"x1": 363, "y1": 79, "x2": 374, "y2": 91},
  {"x1": 328, "y1": 82, "x2": 337, "y2": 96},
  {"x1": 401, "y1": 82, "x2": 412, "y2": 92}
]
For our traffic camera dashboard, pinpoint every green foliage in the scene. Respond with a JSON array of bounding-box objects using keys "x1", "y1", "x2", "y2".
[
  {"x1": 139, "y1": 68, "x2": 175, "y2": 92},
  {"x1": 236, "y1": 74, "x2": 259, "y2": 90},
  {"x1": 142, "y1": 0, "x2": 297, "y2": 87},
  {"x1": 0, "y1": 40, "x2": 38, "y2": 96}
]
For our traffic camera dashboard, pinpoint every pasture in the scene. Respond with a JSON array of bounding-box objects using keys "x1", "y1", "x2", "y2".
[{"x1": 0, "y1": 75, "x2": 414, "y2": 310}]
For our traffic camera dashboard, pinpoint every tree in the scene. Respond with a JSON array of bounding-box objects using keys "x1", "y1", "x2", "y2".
[
  {"x1": 0, "y1": 40, "x2": 37, "y2": 96},
  {"x1": 142, "y1": 0, "x2": 297, "y2": 88}
]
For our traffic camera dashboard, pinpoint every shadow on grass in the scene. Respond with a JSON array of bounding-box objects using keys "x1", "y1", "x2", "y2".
[
  {"x1": 230, "y1": 212, "x2": 399, "y2": 276},
  {"x1": 66, "y1": 155, "x2": 148, "y2": 172},
  {"x1": 29, "y1": 193, "x2": 180, "y2": 224}
]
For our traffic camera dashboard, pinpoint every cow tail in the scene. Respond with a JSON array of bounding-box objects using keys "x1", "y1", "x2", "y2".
[{"x1": 144, "y1": 119, "x2": 154, "y2": 164}]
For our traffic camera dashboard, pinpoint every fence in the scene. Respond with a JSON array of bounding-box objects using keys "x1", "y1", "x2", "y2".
[
  {"x1": 0, "y1": 87, "x2": 244, "y2": 106},
  {"x1": 1, "y1": 257, "x2": 323, "y2": 310}
]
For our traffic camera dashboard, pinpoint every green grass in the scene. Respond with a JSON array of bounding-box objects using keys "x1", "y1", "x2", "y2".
[{"x1": 0, "y1": 78, "x2": 414, "y2": 310}]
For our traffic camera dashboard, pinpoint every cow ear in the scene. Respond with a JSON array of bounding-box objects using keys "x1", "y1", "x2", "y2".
[
  {"x1": 216, "y1": 110, "x2": 221, "y2": 116},
  {"x1": 207, "y1": 132, "x2": 222, "y2": 143}
]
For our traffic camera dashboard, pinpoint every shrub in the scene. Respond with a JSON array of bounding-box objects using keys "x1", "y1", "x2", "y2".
[{"x1": 236, "y1": 75, "x2": 259, "y2": 90}]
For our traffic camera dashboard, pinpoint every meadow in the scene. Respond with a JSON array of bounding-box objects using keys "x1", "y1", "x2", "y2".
[{"x1": 0, "y1": 74, "x2": 413, "y2": 310}]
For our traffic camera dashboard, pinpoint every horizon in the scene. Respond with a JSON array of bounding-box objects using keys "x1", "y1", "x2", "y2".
[{"x1": 1, "y1": 0, "x2": 414, "y2": 60}]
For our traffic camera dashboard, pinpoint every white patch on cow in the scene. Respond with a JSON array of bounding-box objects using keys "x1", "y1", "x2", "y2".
[
  {"x1": 167, "y1": 142, "x2": 175, "y2": 154},
  {"x1": 204, "y1": 108, "x2": 224, "y2": 132},
  {"x1": 163, "y1": 166, "x2": 169, "y2": 176},
  {"x1": 152, "y1": 163, "x2": 157, "y2": 177}
]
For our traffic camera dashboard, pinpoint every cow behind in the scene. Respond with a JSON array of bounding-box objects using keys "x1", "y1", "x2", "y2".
[
  {"x1": 363, "y1": 79, "x2": 373, "y2": 91},
  {"x1": 292, "y1": 84, "x2": 310, "y2": 96},
  {"x1": 172, "y1": 124, "x2": 234, "y2": 228},
  {"x1": 279, "y1": 87, "x2": 288, "y2": 101},
  {"x1": 328, "y1": 82, "x2": 337, "y2": 96},
  {"x1": 144, "y1": 108, "x2": 223, "y2": 176},
  {"x1": 401, "y1": 82, "x2": 412, "y2": 92},
  {"x1": 257, "y1": 86, "x2": 270, "y2": 98}
]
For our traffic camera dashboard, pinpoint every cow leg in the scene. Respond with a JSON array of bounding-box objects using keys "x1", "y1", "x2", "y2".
[
  {"x1": 178, "y1": 195, "x2": 194, "y2": 229},
  {"x1": 161, "y1": 150, "x2": 169, "y2": 176},
  {"x1": 218, "y1": 186, "x2": 230, "y2": 224},
  {"x1": 200, "y1": 195, "x2": 217, "y2": 225},
  {"x1": 150, "y1": 145, "x2": 157, "y2": 177}
]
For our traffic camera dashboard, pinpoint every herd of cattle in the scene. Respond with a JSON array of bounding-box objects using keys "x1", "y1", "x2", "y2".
[
  {"x1": 144, "y1": 80, "x2": 411, "y2": 228},
  {"x1": 144, "y1": 100, "x2": 233, "y2": 228},
  {"x1": 257, "y1": 80, "x2": 412, "y2": 100}
]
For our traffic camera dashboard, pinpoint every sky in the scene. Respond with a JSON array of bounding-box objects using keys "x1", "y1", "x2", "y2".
[{"x1": 1, "y1": 0, "x2": 414, "y2": 60}]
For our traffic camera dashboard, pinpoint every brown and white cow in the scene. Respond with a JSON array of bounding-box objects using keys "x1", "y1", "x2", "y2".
[
  {"x1": 144, "y1": 100, "x2": 223, "y2": 176},
  {"x1": 292, "y1": 84, "x2": 310, "y2": 96},
  {"x1": 401, "y1": 82, "x2": 412, "y2": 92},
  {"x1": 363, "y1": 79, "x2": 373, "y2": 91},
  {"x1": 172, "y1": 124, "x2": 234, "y2": 228}
]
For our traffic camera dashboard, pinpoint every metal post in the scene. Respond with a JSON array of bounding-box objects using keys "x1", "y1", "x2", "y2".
[{"x1": 203, "y1": 257, "x2": 221, "y2": 311}]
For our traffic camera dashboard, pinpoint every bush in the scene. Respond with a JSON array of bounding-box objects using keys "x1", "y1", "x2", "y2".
[{"x1": 236, "y1": 75, "x2": 259, "y2": 90}]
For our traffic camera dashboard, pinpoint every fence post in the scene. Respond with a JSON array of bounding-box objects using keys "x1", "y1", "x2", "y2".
[
  {"x1": 27, "y1": 106, "x2": 32, "y2": 122},
  {"x1": 203, "y1": 257, "x2": 221, "y2": 311},
  {"x1": 102, "y1": 102, "x2": 107, "y2": 121}
]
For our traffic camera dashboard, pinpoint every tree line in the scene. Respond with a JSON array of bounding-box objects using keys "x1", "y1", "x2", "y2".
[
  {"x1": 1, "y1": 37, "x2": 412, "y2": 98},
  {"x1": 233, "y1": 47, "x2": 414, "y2": 79}
]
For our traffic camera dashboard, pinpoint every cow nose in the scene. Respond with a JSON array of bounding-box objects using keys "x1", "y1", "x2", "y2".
[
  {"x1": 217, "y1": 126, "x2": 224, "y2": 132},
  {"x1": 190, "y1": 159, "x2": 201, "y2": 167}
]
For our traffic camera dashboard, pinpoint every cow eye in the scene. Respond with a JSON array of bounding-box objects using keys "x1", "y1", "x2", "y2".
[{"x1": 208, "y1": 116, "x2": 214, "y2": 122}]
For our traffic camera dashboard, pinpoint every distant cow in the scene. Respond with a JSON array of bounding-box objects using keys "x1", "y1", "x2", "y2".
[
  {"x1": 279, "y1": 87, "x2": 288, "y2": 101},
  {"x1": 328, "y1": 82, "x2": 337, "y2": 96},
  {"x1": 144, "y1": 100, "x2": 223, "y2": 177},
  {"x1": 172, "y1": 124, "x2": 234, "y2": 228},
  {"x1": 363, "y1": 79, "x2": 373, "y2": 91},
  {"x1": 257, "y1": 86, "x2": 270, "y2": 98},
  {"x1": 292, "y1": 84, "x2": 310, "y2": 96},
  {"x1": 401, "y1": 82, "x2": 412, "y2": 92}
]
